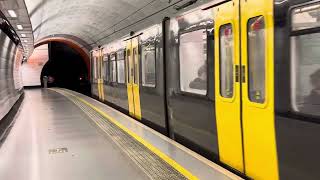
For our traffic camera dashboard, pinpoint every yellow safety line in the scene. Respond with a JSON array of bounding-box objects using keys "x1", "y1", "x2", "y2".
[{"x1": 52, "y1": 88, "x2": 199, "y2": 180}]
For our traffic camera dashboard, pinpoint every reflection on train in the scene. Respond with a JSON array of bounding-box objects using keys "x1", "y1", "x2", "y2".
[{"x1": 90, "y1": 0, "x2": 320, "y2": 179}]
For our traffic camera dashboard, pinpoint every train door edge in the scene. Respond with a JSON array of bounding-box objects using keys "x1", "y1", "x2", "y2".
[
  {"x1": 240, "y1": 0, "x2": 278, "y2": 179},
  {"x1": 126, "y1": 40, "x2": 135, "y2": 116},
  {"x1": 213, "y1": 0, "x2": 244, "y2": 173},
  {"x1": 99, "y1": 48, "x2": 105, "y2": 101},
  {"x1": 132, "y1": 37, "x2": 142, "y2": 120}
]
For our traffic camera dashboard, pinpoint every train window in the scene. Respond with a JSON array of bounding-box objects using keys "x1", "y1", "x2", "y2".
[
  {"x1": 219, "y1": 24, "x2": 234, "y2": 98},
  {"x1": 247, "y1": 16, "x2": 266, "y2": 103},
  {"x1": 292, "y1": 3, "x2": 320, "y2": 31},
  {"x1": 109, "y1": 53, "x2": 117, "y2": 82},
  {"x1": 179, "y1": 29, "x2": 207, "y2": 95},
  {"x1": 291, "y1": 32, "x2": 320, "y2": 117},
  {"x1": 141, "y1": 43, "x2": 156, "y2": 87},
  {"x1": 117, "y1": 50, "x2": 125, "y2": 84}
]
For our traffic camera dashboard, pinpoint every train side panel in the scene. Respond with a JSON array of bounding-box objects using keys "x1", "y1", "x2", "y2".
[
  {"x1": 165, "y1": 8, "x2": 219, "y2": 160},
  {"x1": 139, "y1": 25, "x2": 168, "y2": 134},
  {"x1": 275, "y1": 0, "x2": 320, "y2": 179}
]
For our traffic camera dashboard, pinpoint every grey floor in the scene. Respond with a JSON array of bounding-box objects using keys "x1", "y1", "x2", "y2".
[{"x1": 0, "y1": 89, "x2": 149, "y2": 180}]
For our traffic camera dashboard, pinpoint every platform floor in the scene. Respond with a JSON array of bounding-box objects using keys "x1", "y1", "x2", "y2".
[{"x1": 0, "y1": 89, "x2": 242, "y2": 180}]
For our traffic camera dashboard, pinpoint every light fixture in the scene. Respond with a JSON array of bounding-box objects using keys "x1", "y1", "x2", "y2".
[
  {"x1": 8, "y1": 10, "x2": 17, "y2": 18},
  {"x1": 17, "y1": 24, "x2": 23, "y2": 30},
  {"x1": 23, "y1": 40, "x2": 27, "y2": 43},
  {"x1": 21, "y1": 34, "x2": 26, "y2": 37}
]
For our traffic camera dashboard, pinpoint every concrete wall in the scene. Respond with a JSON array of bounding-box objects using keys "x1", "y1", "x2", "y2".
[{"x1": 0, "y1": 26, "x2": 24, "y2": 121}]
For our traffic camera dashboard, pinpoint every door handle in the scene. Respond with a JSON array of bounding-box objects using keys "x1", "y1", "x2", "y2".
[
  {"x1": 235, "y1": 65, "x2": 240, "y2": 82},
  {"x1": 241, "y1": 65, "x2": 246, "y2": 83}
]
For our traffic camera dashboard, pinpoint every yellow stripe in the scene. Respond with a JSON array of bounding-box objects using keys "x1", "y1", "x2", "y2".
[{"x1": 53, "y1": 89, "x2": 198, "y2": 180}]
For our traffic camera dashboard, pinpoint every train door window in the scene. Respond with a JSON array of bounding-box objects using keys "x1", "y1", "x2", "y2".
[
  {"x1": 109, "y1": 53, "x2": 117, "y2": 82},
  {"x1": 103, "y1": 55, "x2": 109, "y2": 81},
  {"x1": 126, "y1": 49, "x2": 131, "y2": 83},
  {"x1": 291, "y1": 3, "x2": 320, "y2": 117},
  {"x1": 97, "y1": 56, "x2": 101, "y2": 79},
  {"x1": 219, "y1": 24, "x2": 234, "y2": 98},
  {"x1": 102, "y1": 54, "x2": 108, "y2": 81},
  {"x1": 117, "y1": 50, "x2": 125, "y2": 84},
  {"x1": 133, "y1": 47, "x2": 139, "y2": 84},
  {"x1": 179, "y1": 29, "x2": 207, "y2": 95},
  {"x1": 141, "y1": 43, "x2": 156, "y2": 87},
  {"x1": 247, "y1": 16, "x2": 266, "y2": 103}
]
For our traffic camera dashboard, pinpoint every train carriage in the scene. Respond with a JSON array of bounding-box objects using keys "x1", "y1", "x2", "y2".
[{"x1": 90, "y1": 0, "x2": 320, "y2": 179}]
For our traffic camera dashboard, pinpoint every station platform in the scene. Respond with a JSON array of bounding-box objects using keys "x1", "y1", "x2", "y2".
[{"x1": 0, "y1": 88, "x2": 242, "y2": 180}]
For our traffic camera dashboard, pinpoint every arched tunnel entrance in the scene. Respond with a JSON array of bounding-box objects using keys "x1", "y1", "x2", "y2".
[{"x1": 40, "y1": 41, "x2": 91, "y2": 95}]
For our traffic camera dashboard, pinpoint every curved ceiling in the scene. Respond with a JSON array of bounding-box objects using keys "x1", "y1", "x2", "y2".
[
  {"x1": 0, "y1": 0, "x2": 34, "y2": 58},
  {"x1": 24, "y1": 0, "x2": 214, "y2": 49}
]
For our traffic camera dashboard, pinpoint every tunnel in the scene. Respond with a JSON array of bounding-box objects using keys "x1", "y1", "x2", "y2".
[{"x1": 40, "y1": 41, "x2": 91, "y2": 95}]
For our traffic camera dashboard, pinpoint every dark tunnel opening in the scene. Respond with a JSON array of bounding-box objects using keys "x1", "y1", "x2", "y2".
[{"x1": 40, "y1": 42, "x2": 91, "y2": 96}]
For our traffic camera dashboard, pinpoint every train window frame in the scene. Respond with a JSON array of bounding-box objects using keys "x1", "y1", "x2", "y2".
[
  {"x1": 178, "y1": 27, "x2": 209, "y2": 97},
  {"x1": 219, "y1": 23, "x2": 235, "y2": 99},
  {"x1": 247, "y1": 16, "x2": 266, "y2": 104},
  {"x1": 291, "y1": 2, "x2": 320, "y2": 33},
  {"x1": 207, "y1": 27, "x2": 215, "y2": 101},
  {"x1": 116, "y1": 49, "x2": 126, "y2": 85},
  {"x1": 289, "y1": 2, "x2": 320, "y2": 119},
  {"x1": 140, "y1": 40, "x2": 157, "y2": 88}
]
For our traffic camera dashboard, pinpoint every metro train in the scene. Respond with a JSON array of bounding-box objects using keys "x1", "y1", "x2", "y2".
[{"x1": 90, "y1": 0, "x2": 320, "y2": 179}]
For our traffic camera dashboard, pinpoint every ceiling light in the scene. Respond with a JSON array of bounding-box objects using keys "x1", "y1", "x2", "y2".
[
  {"x1": 8, "y1": 10, "x2": 17, "y2": 18},
  {"x1": 23, "y1": 40, "x2": 27, "y2": 43},
  {"x1": 21, "y1": 34, "x2": 26, "y2": 37},
  {"x1": 17, "y1": 25, "x2": 23, "y2": 30}
]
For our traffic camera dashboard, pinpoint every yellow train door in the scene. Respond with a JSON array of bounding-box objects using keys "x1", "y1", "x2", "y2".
[
  {"x1": 240, "y1": 0, "x2": 278, "y2": 179},
  {"x1": 91, "y1": 49, "x2": 104, "y2": 101},
  {"x1": 214, "y1": 0, "x2": 243, "y2": 172},
  {"x1": 214, "y1": 0, "x2": 278, "y2": 179},
  {"x1": 126, "y1": 37, "x2": 142, "y2": 120}
]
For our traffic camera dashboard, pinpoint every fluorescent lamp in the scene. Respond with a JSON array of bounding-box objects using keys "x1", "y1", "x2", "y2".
[
  {"x1": 8, "y1": 10, "x2": 17, "y2": 18},
  {"x1": 21, "y1": 34, "x2": 26, "y2": 37},
  {"x1": 17, "y1": 25, "x2": 23, "y2": 30}
]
